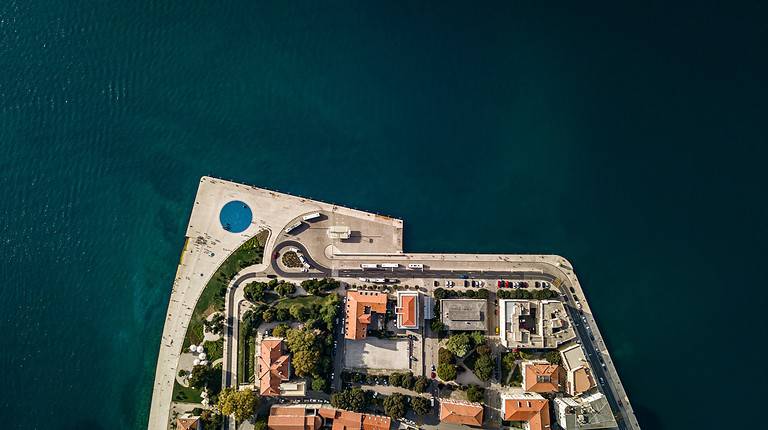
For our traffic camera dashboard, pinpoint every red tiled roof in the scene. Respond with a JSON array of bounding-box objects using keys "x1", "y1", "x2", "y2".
[
  {"x1": 345, "y1": 291, "x2": 387, "y2": 340},
  {"x1": 524, "y1": 362, "x2": 561, "y2": 393},
  {"x1": 440, "y1": 399, "x2": 484, "y2": 427},
  {"x1": 397, "y1": 294, "x2": 417, "y2": 328},
  {"x1": 268, "y1": 406, "x2": 321, "y2": 430},
  {"x1": 259, "y1": 338, "x2": 290, "y2": 396},
  {"x1": 503, "y1": 398, "x2": 551, "y2": 430}
]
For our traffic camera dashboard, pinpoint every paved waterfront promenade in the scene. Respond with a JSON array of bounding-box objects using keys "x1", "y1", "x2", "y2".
[{"x1": 148, "y1": 177, "x2": 639, "y2": 430}]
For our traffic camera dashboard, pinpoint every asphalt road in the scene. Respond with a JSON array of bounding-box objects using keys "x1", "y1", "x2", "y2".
[{"x1": 265, "y1": 240, "x2": 634, "y2": 428}]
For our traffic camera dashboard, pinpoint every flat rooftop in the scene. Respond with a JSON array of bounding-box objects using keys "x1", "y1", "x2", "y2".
[
  {"x1": 440, "y1": 299, "x2": 488, "y2": 331},
  {"x1": 499, "y1": 299, "x2": 575, "y2": 348}
]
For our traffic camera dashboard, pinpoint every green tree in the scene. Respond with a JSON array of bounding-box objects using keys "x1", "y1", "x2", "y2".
[
  {"x1": 544, "y1": 350, "x2": 562, "y2": 364},
  {"x1": 411, "y1": 396, "x2": 431, "y2": 415},
  {"x1": 466, "y1": 385, "x2": 485, "y2": 403},
  {"x1": 253, "y1": 421, "x2": 267, "y2": 430},
  {"x1": 218, "y1": 388, "x2": 260, "y2": 422},
  {"x1": 275, "y1": 282, "x2": 296, "y2": 297},
  {"x1": 204, "y1": 312, "x2": 225, "y2": 335},
  {"x1": 261, "y1": 308, "x2": 275, "y2": 323},
  {"x1": 383, "y1": 393, "x2": 407, "y2": 419},
  {"x1": 244, "y1": 283, "x2": 267, "y2": 303},
  {"x1": 188, "y1": 365, "x2": 215, "y2": 390},
  {"x1": 473, "y1": 354, "x2": 494, "y2": 381},
  {"x1": 289, "y1": 304, "x2": 308, "y2": 321},
  {"x1": 437, "y1": 363, "x2": 457, "y2": 381},
  {"x1": 438, "y1": 348, "x2": 455, "y2": 365},
  {"x1": 400, "y1": 372, "x2": 414, "y2": 390},
  {"x1": 469, "y1": 332, "x2": 485, "y2": 348},
  {"x1": 331, "y1": 387, "x2": 369, "y2": 412},
  {"x1": 199, "y1": 409, "x2": 222, "y2": 429},
  {"x1": 389, "y1": 373, "x2": 403, "y2": 387},
  {"x1": 272, "y1": 323, "x2": 290, "y2": 338},
  {"x1": 292, "y1": 349, "x2": 320, "y2": 376},
  {"x1": 414, "y1": 376, "x2": 429, "y2": 393},
  {"x1": 275, "y1": 308, "x2": 290, "y2": 321},
  {"x1": 312, "y1": 377, "x2": 328, "y2": 392},
  {"x1": 445, "y1": 333, "x2": 472, "y2": 357}
]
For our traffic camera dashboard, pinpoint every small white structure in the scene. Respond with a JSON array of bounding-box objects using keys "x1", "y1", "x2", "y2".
[
  {"x1": 196, "y1": 345, "x2": 204, "y2": 353},
  {"x1": 327, "y1": 225, "x2": 351, "y2": 240},
  {"x1": 200, "y1": 360, "x2": 209, "y2": 366},
  {"x1": 193, "y1": 358, "x2": 200, "y2": 366},
  {"x1": 189, "y1": 344, "x2": 197, "y2": 353},
  {"x1": 198, "y1": 353, "x2": 207, "y2": 360}
]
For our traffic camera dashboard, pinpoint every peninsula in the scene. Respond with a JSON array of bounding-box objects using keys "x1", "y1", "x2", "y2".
[{"x1": 148, "y1": 176, "x2": 640, "y2": 430}]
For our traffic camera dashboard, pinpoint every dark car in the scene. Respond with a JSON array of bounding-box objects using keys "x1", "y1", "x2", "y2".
[{"x1": 569, "y1": 286, "x2": 576, "y2": 293}]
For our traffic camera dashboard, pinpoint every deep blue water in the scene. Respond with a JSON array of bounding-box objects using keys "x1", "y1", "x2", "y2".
[{"x1": 1, "y1": 1, "x2": 767, "y2": 429}]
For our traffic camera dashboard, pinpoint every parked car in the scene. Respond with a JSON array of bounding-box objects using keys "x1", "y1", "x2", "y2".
[{"x1": 497, "y1": 280, "x2": 503, "y2": 288}]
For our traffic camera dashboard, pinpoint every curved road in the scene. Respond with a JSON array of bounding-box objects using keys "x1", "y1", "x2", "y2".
[{"x1": 227, "y1": 239, "x2": 636, "y2": 429}]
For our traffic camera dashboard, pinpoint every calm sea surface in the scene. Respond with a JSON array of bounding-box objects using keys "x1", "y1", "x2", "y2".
[{"x1": 1, "y1": 1, "x2": 766, "y2": 429}]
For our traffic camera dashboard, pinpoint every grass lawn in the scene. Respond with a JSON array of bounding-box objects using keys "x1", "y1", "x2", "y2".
[
  {"x1": 184, "y1": 230, "x2": 269, "y2": 348},
  {"x1": 204, "y1": 338, "x2": 224, "y2": 363},
  {"x1": 273, "y1": 294, "x2": 323, "y2": 310},
  {"x1": 238, "y1": 327, "x2": 256, "y2": 385},
  {"x1": 172, "y1": 380, "x2": 202, "y2": 404}
]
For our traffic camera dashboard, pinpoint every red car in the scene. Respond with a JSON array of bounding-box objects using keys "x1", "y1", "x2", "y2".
[
  {"x1": 497, "y1": 280, "x2": 503, "y2": 288},
  {"x1": 505, "y1": 280, "x2": 511, "y2": 288},
  {"x1": 431, "y1": 371, "x2": 437, "y2": 379}
]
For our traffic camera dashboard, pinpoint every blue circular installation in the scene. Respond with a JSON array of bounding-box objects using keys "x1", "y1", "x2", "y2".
[{"x1": 219, "y1": 200, "x2": 252, "y2": 233}]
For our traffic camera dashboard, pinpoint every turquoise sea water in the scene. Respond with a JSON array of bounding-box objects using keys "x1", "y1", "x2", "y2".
[{"x1": 1, "y1": 1, "x2": 766, "y2": 428}]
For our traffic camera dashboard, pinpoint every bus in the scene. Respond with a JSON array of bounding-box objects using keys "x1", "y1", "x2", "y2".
[
  {"x1": 381, "y1": 263, "x2": 399, "y2": 269},
  {"x1": 407, "y1": 263, "x2": 424, "y2": 269},
  {"x1": 302, "y1": 212, "x2": 321, "y2": 221},
  {"x1": 360, "y1": 263, "x2": 378, "y2": 269},
  {"x1": 284, "y1": 221, "x2": 302, "y2": 233}
]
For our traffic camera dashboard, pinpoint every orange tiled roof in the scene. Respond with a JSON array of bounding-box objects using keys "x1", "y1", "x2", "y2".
[
  {"x1": 503, "y1": 398, "x2": 551, "y2": 430},
  {"x1": 397, "y1": 293, "x2": 417, "y2": 328},
  {"x1": 268, "y1": 406, "x2": 322, "y2": 430},
  {"x1": 439, "y1": 399, "x2": 484, "y2": 427},
  {"x1": 176, "y1": 418, "x2": 200, "y2": 430},
  {"x1": 318, "y1": 407, "x2": 391, "y2": 430},
  {"x1": 572, "y1": 366, "x2": 596, "y2": 395},
  {"x1": 259, "y1": 338, "x2": 291, "y2": 396},
  {"x1": 345, "y1": 291, "x2": 387, "y2": 340},
  {"x1": 524, "y1": 363, "x2": 561, "y2": 393}
]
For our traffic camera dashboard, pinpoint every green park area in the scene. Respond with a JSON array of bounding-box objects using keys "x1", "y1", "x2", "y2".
[{"x1": 183, "y1": 229, "x2": 269, "y2": 348}]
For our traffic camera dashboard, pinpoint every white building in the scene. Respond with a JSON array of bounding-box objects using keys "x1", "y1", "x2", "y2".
[{"x1": 499, "y1": 299, "x2": 575, "y2": 349}]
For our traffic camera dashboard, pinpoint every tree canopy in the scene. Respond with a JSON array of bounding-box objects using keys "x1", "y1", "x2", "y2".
[
  {"x1": 437, "y1": 363, "x2": 457, "y2": 381},
  {"x1": 218, "y1": 388, "x2": 259, "y2": 422},
  {"x1": 414, "y1": 376, "x2": 429, "y2": 393},
  {"x1": 473, "y1": 354, "x2": 494, "y2": 381},
  {"x1": 331, "y1": 387, "x2": 369, "y2": 412},
  {"x1": 411, "y1": 396, "x2": 431, "y2": 415},
  {"x1": 467, "y1": 385, "x2": 485, "y2": 403},
  {"x1": 444, "y1": 333, "x2": 473, "y2": 357},
  {"x1": 383, "y1": 393, "x2": 407, "y2": 419}
]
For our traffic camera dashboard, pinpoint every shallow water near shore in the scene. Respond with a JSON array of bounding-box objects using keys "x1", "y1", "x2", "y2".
[{"x1": 1, "y1": 1, "x2": 766, "y2": 429}]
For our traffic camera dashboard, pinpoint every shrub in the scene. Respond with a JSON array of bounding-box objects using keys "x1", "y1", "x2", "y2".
[
  {"x1": 414, "y1": 376, "x2": 429, "y2": 393},
  {"x1": 437, "y1": 363, "x2": 457, "y2": 381},
  {"x1": 467, "y1": 385, "x2": 485, "y2": 403}
]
